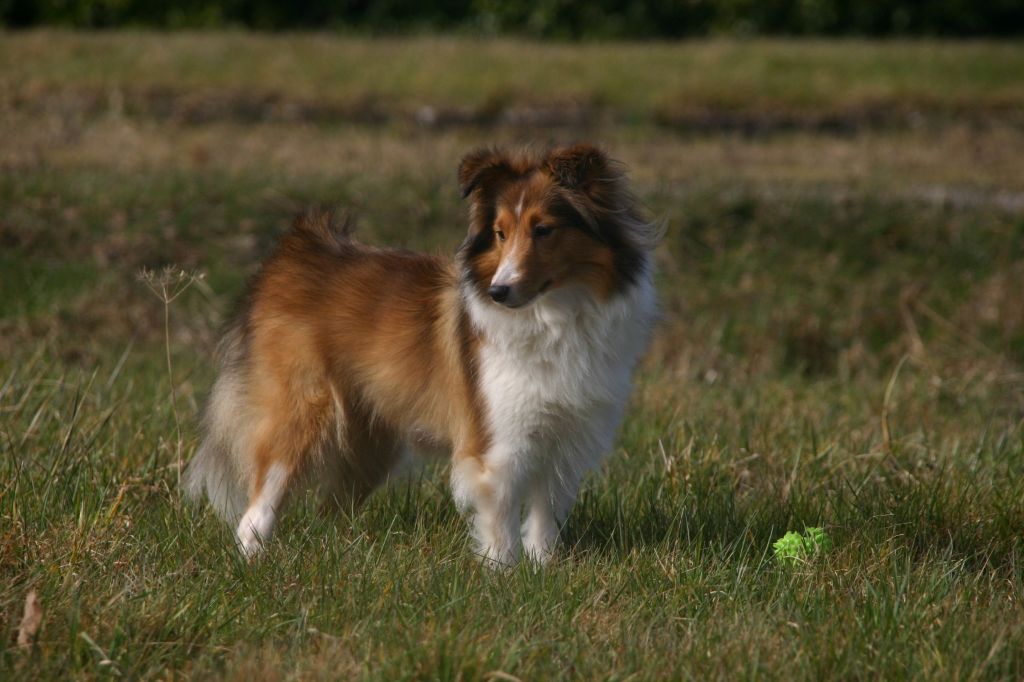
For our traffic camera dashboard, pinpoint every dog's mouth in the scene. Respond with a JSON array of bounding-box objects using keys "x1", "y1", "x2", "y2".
[{"x1": 502, "y1": 280, "x2": 554, "y2": 309}]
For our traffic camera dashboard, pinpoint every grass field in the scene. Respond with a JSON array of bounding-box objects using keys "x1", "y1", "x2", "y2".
[{"x1": 2, "y1": 32, "x2": 1023, "y2": 680}]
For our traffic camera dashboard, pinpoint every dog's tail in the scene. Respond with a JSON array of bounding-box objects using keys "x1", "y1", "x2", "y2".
[
  {"x1": 184, "y1": 430, "x2": 247, "y2": 523},
  {"x1": 183, "y1": 324, "x2": 251, "y2": 523},
  {"x1": 290, "y1": 208, "x2": 355, "y2": 255}
]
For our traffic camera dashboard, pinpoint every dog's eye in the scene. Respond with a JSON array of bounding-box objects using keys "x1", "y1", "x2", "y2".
[
  {"x1": 495, "y1": 230, "x2": 506, "y2": 242},
  {"x1": 533, "y1": 224, "x2": 554, "y2": 239}
]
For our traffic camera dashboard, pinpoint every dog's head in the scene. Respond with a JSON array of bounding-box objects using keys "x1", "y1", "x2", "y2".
[{"x1": 457, "y1": 144, "x2": 654, "y2": 309}]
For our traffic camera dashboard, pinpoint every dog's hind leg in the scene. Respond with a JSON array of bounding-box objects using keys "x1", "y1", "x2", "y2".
[
  {"x1": 319, "y1": 389, "x2": 404, "y2": 514},
  {"x1": 235, "y1": 394, "x2": 330, "y2": 558},
  {"x1": 236, "y1": 461, "x2": 294, "y2": 558}
]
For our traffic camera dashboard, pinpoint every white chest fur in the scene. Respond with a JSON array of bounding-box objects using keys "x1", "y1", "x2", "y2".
[
  {"x1": 466, "y1": 275, "x2": 656, "y2": 465},
  {"x1": 457, "y1": 274, "x2": 656, "y2": 565}
]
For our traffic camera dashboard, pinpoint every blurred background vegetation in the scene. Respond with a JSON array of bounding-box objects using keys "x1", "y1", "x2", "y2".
[{"x1": 2, "y1": 0, "x2": 1024, "y2": 36}]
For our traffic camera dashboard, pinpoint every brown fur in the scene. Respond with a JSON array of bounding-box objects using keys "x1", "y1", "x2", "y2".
[
  {"x1": 459, "y1": 144, "x2": 649, "y2": 306},
  {"x1": 231, "y1": 210, "x2": 488, "y2": 509}
]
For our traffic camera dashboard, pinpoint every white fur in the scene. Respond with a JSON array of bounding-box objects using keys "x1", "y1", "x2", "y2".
[
  {"x1": 184, "y1": 360, "x2": 252, "y2": 523},
  {"x1": 490, "y1": 258, "x2": 521, "y2": 288},
  {"x1": 455, "y1": 269, "x2": 656, "y2": 565},
  {"x1": 236, "y1": 463, "x2": 289, "y2": 558}
]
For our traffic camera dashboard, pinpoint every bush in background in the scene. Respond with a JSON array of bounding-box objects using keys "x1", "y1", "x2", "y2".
[{"x1": 2, "y1": 0, "x2": 1023, "y2": 36}]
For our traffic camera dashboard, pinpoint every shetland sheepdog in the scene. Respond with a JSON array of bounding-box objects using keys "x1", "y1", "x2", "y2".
[{"x1": 185, "y1": 144, "x2": 658, "y2": 565}]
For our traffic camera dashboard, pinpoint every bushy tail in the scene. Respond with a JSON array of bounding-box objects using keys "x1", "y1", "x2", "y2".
[
  {"x1": 183, "y1": 324, "x2": 252, "y2": 523},
  {"x1": 290, "y1": 208, "x2": 355, "y2": 255},
  {"x1": 184, "y1": 433, "x2": 248, "y2": 523}
]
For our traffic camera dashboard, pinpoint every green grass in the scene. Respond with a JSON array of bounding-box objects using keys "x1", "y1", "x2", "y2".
[
  {"x1": 2, "y1": 32, "x2": 1024, "y2": 680},
  {"x1": 4, "y1": 32, "x2": 1024, "y2": 119}
]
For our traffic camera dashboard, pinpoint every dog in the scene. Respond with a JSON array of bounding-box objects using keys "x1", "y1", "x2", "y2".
[{"x1": 185, "y1": 144, "x2": 658, "y2": 566}]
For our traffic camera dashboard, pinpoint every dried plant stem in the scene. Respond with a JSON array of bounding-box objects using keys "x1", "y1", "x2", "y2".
[
  {"x1": 162, "y1": 295, "x2": 182, "y2": 484},
  {"x1": 139, "y1": 267, "x2": 204, "y2": 487},
  {"x1": 881, "y1": 354, "x2": 909, "y2": 456}
]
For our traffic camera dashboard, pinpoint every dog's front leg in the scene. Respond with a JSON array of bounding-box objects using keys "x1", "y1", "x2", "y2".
[
  {"x1": 522, "y1": 405, "x2": 624, "y2": 563},
  {"x1": 522, "y1": 466, "x2": 581, "y2": 564},
  {"x1": 451, "y1": 450, "x2": 524, "y2": 568}
]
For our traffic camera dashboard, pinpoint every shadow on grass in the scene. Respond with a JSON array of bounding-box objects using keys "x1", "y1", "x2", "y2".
[
  {"x1": 181, "y1": 453, "x2": 1024, "y2": 575},
  {"x1": 557, "y1": 462, "x2": 1023, "y2": 571}
]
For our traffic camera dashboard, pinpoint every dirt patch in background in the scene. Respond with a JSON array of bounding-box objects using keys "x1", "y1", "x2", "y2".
[{"x1": 5, "y1": 85, "x2": 1023, "y2": 134}]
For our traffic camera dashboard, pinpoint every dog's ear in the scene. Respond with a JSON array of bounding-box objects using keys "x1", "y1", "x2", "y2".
[
  {"x1": 458, "y1": 148, "x2": 517, "y2": 199},
  {"x1": 545, "y1": 144, "x2": 611, "y2": 193}
]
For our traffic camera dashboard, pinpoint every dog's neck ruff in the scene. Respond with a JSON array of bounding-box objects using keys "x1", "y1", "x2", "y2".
[{"x1": 461, "y1": 260, "x2": 657, "y2": 370}]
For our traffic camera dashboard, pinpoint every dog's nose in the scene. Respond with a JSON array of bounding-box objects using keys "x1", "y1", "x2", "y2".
[{"x1": 488, "y1": 285, "x2": 510, "y2": 303}]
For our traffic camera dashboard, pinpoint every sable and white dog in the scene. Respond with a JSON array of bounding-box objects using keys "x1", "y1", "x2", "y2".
[{"x1": 185, "y1": 144, "x2": 658, "y2": 565}]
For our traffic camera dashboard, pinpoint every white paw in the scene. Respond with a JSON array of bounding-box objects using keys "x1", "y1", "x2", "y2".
[
  {"x1": 236, "y1": 529, "x2": 264, "y2": 559},
  {"x1": 235, "y1": 506, "x2": 274, "y2": 559},
  {"x1": 522, "y1": 542, "x2": 556, "y2": 565},
  {"x1": 476, "y1": 543, "x2": 519, "y2": 570},
  {"x1": 522, "y1": 531, "x2": 558, "y2": 565},
  {"x1": 522, "y1": 519, "x2": 559, "y2": 565}
]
